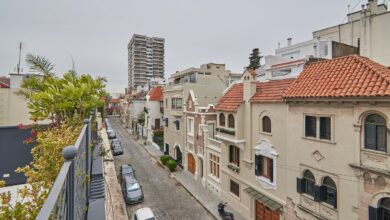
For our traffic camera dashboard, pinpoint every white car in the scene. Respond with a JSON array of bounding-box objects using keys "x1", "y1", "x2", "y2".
[{"x1": 132, "y1": 207, "x2": 155, "y2": 220}]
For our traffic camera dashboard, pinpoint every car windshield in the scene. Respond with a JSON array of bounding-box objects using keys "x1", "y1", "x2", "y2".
[
  {"x1": 123, "y1": 167, "x2": 133, "y2": 174},
  {"x1": 127, "y1": 182, "x2": 140, "y2": 192},
  {"x1": 145, "y1": 218, "x2": 155, "y2": 220}
]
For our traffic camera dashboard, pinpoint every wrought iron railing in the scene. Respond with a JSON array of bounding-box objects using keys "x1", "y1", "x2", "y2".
[{"x1": 36, "y1": 113, "x2": 95, "y2": 220}]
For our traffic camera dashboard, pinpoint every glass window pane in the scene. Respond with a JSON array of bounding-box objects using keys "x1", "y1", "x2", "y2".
[
  {"x1": 320, "y1": 117, "x2": 331, "y2": 140},
  {"x1": 365, "y1": 124, "x2": 377, "y2": 149},
  {"x1": 305, "y1": 116, "x2": 316, "y2": 137},
  {"x1": 377, "y1": 125, "x2": 387, "y2": 152}
]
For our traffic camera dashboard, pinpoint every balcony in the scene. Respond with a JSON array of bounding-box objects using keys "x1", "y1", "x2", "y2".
[
  {"x1": 37, "y1": 113, "x2": 102, "y2": 219},
  {"x1": 208, "y1": 138, "x2": 221, "y2": 149},
  {"x1": 216, "y1": 127, "x2": 235, "y2": 135}
]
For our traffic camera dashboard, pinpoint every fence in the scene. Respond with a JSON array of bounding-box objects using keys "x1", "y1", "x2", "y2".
[{"x1": 36, "y1": 112, "x2": 96, "y2": 220}]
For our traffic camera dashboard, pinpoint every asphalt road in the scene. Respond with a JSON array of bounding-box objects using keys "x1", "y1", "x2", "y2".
[{"x1": 109, "y1": 118, "x2": 214, "y2": 220}]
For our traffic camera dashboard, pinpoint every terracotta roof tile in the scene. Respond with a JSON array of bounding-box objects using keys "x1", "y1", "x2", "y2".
[
  {"x1": 284, "y1": 55, "x2": 390, "y2": 99},
  {"x1": 215, "y1": 78, "x2": 296, "y2": 112},
  {"x1": 148, "y1": 86, "x2": 163, "y2": 101},
  {"x1": 251, "y1": 78, "x2": 296, "y2": 102}
]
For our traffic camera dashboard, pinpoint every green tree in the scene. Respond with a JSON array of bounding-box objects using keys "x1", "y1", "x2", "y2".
[
  {"x1": 17, "y1": 54, "x2": 106, "y2": 126},
  {"x1": 0, "y1": 54, "x2": 105, "y2": 219},
  {"x1": 248, "y1": 48, "x2": 263, "y2": 70}
]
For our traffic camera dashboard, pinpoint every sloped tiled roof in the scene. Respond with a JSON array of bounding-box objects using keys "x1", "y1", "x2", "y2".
[
  {"x1": 251, "y1": 78, "x2": 296, "y2": 102},
  {"x1": 215, "y1": 78, "x2": 296, "y2": 112},
  {"x1": 215, "y1": 83, "x2": 243, "y2": 112},
  {"x1": 284, "y1": 55, "x2": 390, "y2": 98},
  {"x1": 148, "y1": 86, "x2": 163, "y2": 101}
]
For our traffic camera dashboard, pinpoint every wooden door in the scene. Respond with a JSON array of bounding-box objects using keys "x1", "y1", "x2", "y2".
[
  {"x1": 187, "y1": 154, "x2": 195, "y2": 175},
  {"x1": 155, "y1": 119, "x2": 160, "y2": 129},
  {"x1": 256, "y1": 201, "x2": 279, "y2": 220}
]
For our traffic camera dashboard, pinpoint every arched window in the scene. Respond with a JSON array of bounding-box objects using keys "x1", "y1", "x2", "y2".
[
  {"x1": 322, "y1": 177, "x2": 337, "y2": 208},
  {"x1": 303, "y1": 170, "x2": 315, "y2": 197},
  {"x1": 262, "y1": 116, "x2": 271, "y2": 133},
  {"x1": 365, "y1": 114, "x2": 387, "y2": 152},
  {"x1": 380, "y1": 198, "x2": 390, "y2": 219},
  {"x1": 228, "y1": 114, "x2": 235, "y2": 128},
  {"x1": 219, "y1": 113, "x2": 225, "y2": 127}
]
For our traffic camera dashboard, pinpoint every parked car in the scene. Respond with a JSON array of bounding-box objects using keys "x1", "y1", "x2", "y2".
[
  {"x1": 107, "y1": 129, "x2": 116, "y2": 139},
  {"x1": 120, "y1": 164, "x2": 135, "y2": 180},
  {"x1": 110, "y1": 138, "x2": 121, "y2": 149},
  {"x1": 122, "y1": 176, "x2": 144, "y2": 205},
  {"x1": 132, "y1": 207, "x2": 155, "y2": 220},
  {"x1": 113, "y1": 145, "x2": 123, "y2": 155}
]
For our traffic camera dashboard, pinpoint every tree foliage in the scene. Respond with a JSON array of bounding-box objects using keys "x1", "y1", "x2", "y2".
[
  {"x1": 248, "y1": 48, "x2": 263, "y2": 70},
  {"x1": 17, "y1": 54, "x2": 106, "y2": 126},
  {"x1": 0, "y1": 54, "x2": 105, "y2": 219}
]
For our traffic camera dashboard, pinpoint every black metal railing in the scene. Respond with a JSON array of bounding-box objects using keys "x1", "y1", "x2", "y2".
[{"x1": 36, "y1": 112, "x2": 96, "y2": 220}]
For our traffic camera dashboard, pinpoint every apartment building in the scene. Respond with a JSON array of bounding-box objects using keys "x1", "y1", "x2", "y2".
[
  {"x1": 313, "y1": 0, "x2": 390, "y2": 66},
  {"x1": 128, "y1": 34, "x2": 165, "y2": 91},
  {"x1": 163, "y1": 63, "x2": 240, "y2": 168},
  {"x1": 258, "y1": 38, "x2": 358, "y2": 81},
  {"x1": 209, "y1": 55, "x2": 390, "y2": 220}
]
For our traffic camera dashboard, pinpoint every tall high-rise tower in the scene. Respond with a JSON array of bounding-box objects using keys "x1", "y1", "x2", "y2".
[{"x1": 128, "y1": 34, "x2": 165, "y2": 92}]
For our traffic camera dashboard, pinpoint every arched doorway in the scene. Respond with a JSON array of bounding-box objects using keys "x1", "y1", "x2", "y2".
[
  {"x1": 187, "y1": 154, "x2": 195, "y2": 175},
  {"x1": 175, "y1": 145, "x2": 182, "y2": 166}
]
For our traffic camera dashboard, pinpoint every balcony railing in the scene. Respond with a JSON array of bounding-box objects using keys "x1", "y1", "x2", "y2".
[
  {"x1": 208, "y1": 138, "x2": 221, "y2": 148},
  {"x1": 36, "y1": 113, "x2": 96, "y2": 220}
]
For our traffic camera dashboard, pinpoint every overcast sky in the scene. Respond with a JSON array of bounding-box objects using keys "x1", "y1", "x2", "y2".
[{"x1": 0, "y1": 0, "x2": 374, "y2": 93}]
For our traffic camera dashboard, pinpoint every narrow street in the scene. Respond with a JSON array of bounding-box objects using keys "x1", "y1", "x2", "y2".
[{"x1": 109, "y1": 118, "x2": 215, "y2": 220}]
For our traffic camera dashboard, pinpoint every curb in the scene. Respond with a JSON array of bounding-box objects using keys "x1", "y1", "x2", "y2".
[{"x1": 125, "y1": 130, "x2": 218, "y2": 220}]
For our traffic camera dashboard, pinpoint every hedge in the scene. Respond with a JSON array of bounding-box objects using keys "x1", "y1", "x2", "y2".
[
  {"x1": 166, "y1": 160, "x2": 177, "y2": 172},
  {"x1": 160, "y1": 155, "x2": 170, "y2": 165}
]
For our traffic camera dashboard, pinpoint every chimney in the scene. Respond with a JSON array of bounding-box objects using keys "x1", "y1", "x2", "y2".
[
  {"x1": 287, "y1": 38, "x2": 292, "y2": 46},
  {"x1": 277, "y1": 42, "x2": 281, "y2": 49}
]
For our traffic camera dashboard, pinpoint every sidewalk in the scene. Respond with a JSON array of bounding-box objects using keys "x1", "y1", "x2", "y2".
[
  {"x1": 127, "y1": 130, "x2": 245, "y2": 220},
  {"x1": 100, "y1": 127, "x2": 128, "y2": 220}
]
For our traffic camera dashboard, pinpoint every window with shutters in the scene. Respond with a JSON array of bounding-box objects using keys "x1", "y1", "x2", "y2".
[
  {"x1": 229, "y1": 145, "x2": 240, "y2": 167},
  {"x1": 364, "y1": 114, "x2": 387, "y2": 152},
  {"x1": 304, "y1": 115, "x2": 333, "y2": 142},
  {"x1": 230, "y1": 179, "x2": 240, "y2": 197},
  {"x1": 219, "y1": 113, "x2": 225, "y2": 127},
  {"x1": 262, "y1": 116, "x2": 272, "y2": 133},
  {"x1": 321, "y1": 177, "x2": 337, "y2": 208},
  {"x1": 255, "y1": 155, "x2": 273, "y2": 182},
  {"x1": 254, "y1": 139, "x2": 277, "y2": 189}
]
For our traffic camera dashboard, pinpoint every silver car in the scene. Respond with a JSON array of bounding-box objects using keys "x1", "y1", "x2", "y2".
[{"x1": 122, "y1": 176, "x2": 143, "y2": 204}]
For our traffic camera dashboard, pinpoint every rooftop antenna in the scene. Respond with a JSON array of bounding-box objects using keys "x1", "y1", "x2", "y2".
[{"x1": 16, "y1": 41, "x2": 23, "y2": 74}]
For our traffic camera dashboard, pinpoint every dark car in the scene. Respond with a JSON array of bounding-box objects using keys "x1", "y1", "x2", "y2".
[
  {"x1": 120, "y1": 164, "x2": 135, "y2": 181},
  {"x1": 122, "y1": 176, "x2": 143, "y2": 205}
]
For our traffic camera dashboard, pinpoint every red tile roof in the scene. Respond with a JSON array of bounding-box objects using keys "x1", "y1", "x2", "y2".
[
  {"x1": 284, "y1": 55, "x2": 390, "y2": 99},
  {"x1": 148, "y1": 86, "x2": 163, "y2": 101},
  {"x1": 251, "y1": 78, "x2": 296, "y2": 102},
  {"x1": 215, "y1": 78, "x2": 296, "y2": 112},
  {"x1": 215, "y1": 83, "x2": 243, "y2": 112}
]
